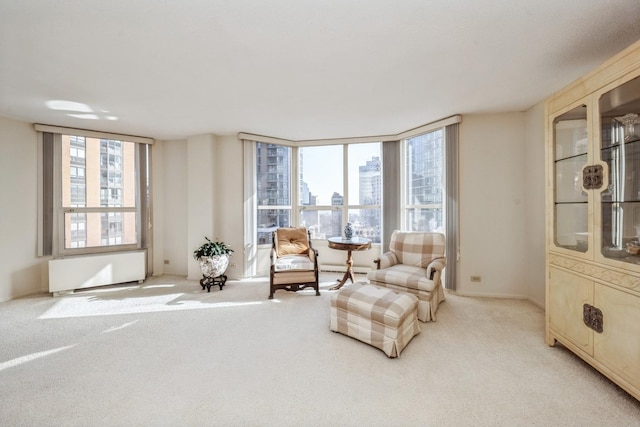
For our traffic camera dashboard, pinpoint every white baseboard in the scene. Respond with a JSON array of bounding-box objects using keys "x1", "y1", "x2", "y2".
[{"x1": 447, "y1": 289, "x2": 529, "y2": 300}]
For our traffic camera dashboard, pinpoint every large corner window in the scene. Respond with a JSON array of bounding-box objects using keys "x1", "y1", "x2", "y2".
[
  {"x1": 38, "y1": 125, "x2": 151, "y2": 257},
  {"x1": 244, "y1": 115, "x2": 458, "y2": 282}
]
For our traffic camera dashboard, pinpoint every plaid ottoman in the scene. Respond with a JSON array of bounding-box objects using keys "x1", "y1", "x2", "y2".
[{"x1": 330, "y1": 283, "x2": 420, "y2": 357}]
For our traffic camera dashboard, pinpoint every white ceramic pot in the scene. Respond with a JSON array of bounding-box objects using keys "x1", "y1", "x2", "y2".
[{"x1": 199, "y1": 254, "x2": 230, "y2": 278}]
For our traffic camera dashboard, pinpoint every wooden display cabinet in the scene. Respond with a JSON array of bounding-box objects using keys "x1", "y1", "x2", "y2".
[{"x1": 546, "y1": 39, "x2": 640, "y2": 401}]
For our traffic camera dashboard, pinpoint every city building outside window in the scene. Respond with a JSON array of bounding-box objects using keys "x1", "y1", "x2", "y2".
[
  {"x1": 60, "y1": 135, "x2": 139, "y2": 253},
  {"x1": 256, "y1": 142, "x2": 382, "y2": 244},
  {"x1": 403, "y1": 129, "x2": 445, "y2": 232},
  {"x1": 256, "y1": 143, "x2": 292, "y2": 245}
]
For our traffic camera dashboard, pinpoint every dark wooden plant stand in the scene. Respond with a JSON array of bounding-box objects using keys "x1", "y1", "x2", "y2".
[{"x1": 200, "y1": 274, "x2": 227, "y2": 292}]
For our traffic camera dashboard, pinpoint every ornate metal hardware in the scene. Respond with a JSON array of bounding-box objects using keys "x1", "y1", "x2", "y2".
[
  {"x1": 583, "y1": 304, "x2": 603, "y2": 333},
  {"x1": 582, "y1": 165, "x2": 603, "y2": 190}
]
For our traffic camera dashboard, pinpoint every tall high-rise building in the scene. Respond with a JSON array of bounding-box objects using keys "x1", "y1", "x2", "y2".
[
  {"x1": 358, "y1": 156, "x2": 381, "y2": 242},
  {"x1": 359, "y1": 156, "x2": 381, "y2": 205},
  {"x1": 406, "y1": 131, "x2": 444, "y2": 230},
  {"x1": 331, "y1": 191, "x2": 344, "y2": 238},
  {"x1": 256, "y1": 143, "x2": 291, "y2": 244},
  {"x1": 62, "y1": 136, "x2": 136, "y2": 249}
]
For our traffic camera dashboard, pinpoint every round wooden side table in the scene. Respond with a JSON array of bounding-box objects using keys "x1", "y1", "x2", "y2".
[{"x1": 327, "y1": 236, "x2": 372, "y2": 290}]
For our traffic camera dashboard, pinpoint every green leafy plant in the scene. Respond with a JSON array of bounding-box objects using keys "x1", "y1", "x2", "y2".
[{"x1": 193, "y1": 237, "x2": 234, "y2": 260}]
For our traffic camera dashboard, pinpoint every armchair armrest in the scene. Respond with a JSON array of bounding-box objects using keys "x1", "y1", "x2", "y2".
[
  {"x1": 426, "y1": 257, "x2": 446, "y2": 280},
  {"x1": 373, "y1": 252, "x2": 399, "y2": 270},
  {"x1": 308, "y1": 248, "x2": 318, "y2": 265}
]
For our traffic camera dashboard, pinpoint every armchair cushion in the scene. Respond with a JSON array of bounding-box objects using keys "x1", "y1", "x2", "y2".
[
  {"x1": 368, "y1": 265, "x2": 436, "y2": 293},
  {"x1": 273, "y1": 254, "x2": 316, "y2": 272},
  {"x1": 389, "y1": 231, "x2": 445, "y2": 268},
  {"x1": 275, "y1": 227, "x2": 310, "y2": 257}
]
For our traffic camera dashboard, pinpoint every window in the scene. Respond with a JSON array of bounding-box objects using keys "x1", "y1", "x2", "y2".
[
  {"x1": 298, "y1": 143, "x2": 381, "y2": 242},
  {"x1": 349, "y1": 144, "x2": 382, "y2": 242},
  {"x1": 255, "y1": 142, "x2": 382, "y2": 244},
  {"x1": 299, "y1": 145, "x2": 344, "y2": 240},
  {"x1": 256, "y1": 142, "x2": 292, "y2": 245},
  {"x1": 403, "y1": 130, "x2": 445, "y2": 232},
  {"x1": 38, "y1": 125, "x2": 151, "y2": 257},
  {"x1": 59, "y1": 135, "x2": 139, "y2": 253}
]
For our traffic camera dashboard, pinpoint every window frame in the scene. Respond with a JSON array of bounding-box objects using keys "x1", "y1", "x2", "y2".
[
  {"x1": 297, "y1": 143, "x2": 382, "y2": 243},
  {"x1": 400, "y1": 128, "x2": 446, "y2": 232},
  {"x1": 255, "y1": 142, "x2": 293, "y2": 245},
  {"x1": 254, "y1": 142, "x2": 383, "y2": 247},
  {"x1": 37, "y1": 125, "x2": 153, "y2": 258}
]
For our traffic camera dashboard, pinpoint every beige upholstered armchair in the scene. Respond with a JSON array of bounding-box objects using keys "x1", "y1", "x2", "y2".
[
  {"x1": 367, "y1": 231, "x2": 446, "y2": 322},
  {"x1": 269, "y1": 227, "x2": 320, "y2": 299}
]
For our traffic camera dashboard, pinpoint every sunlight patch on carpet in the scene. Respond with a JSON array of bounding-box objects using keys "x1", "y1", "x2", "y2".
[
  {"x1": 39, "y1": 294, "x2": 264, "y2": 319},
  {"x1": 0, "y1": 345, "x2": 77, "y2": 372}
]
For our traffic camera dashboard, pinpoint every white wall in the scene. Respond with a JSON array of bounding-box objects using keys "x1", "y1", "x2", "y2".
[
  {"x1": 455, "y1": 108, "x2": 547, "y2": 305},
  {"x1": 458, "y1": 113, "x2": 529, "y2": 298},
  {"x1": 524, "y1": 102, "x2": 546, "y2": 307},
  {"x1": 157, "y1": 139, "x2": 188, "y2": 276},
  {"x1": 214, "y1": 135, "x2": 245, "y2": 278},
  {"x1": 0, "y1": 116, "x2": 47, "y2": 302},
  {"x1": 154, "y1": 135, "x2": 247, "y2": 280}
]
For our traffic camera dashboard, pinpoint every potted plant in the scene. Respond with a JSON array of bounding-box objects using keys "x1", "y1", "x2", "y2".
[{"x1": 193, "y1": 237, "x2": 234, "y2": 289}]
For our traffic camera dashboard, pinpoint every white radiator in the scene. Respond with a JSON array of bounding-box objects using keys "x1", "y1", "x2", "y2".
[{"x1": 49, "y1": 250, "x2": 146, "y2": 294}]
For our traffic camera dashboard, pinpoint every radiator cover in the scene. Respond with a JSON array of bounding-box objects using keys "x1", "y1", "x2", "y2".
[{"x1": 49, "y1": 250, "x2": 146, "y2": 294}]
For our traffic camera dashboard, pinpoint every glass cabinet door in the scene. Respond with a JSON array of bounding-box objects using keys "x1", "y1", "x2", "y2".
[
  {"x1": 554, "y1": 105, "x2": 589, "y2": 252},
  {"x1": 599, "y1": 76, "x2": 640, "y2": 264}
]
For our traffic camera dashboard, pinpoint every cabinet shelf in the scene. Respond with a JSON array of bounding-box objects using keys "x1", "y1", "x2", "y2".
[
  {"x1": 601, "y1": 137, "x2": 640, "y2": 152},
  {"x1": 554, "y1": 153, "x2": 588, "y2": 163},
  {"x1": 555, "y1": 201, "x2": 588, "y2": 204},
  {"x1": 600, "y1": 200, "x2": 640, "y2": 204}
]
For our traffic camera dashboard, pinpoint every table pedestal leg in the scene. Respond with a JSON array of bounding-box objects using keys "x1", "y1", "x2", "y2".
[{"x1": 330, "y1": 250, "x2": 354, "y2": 290}]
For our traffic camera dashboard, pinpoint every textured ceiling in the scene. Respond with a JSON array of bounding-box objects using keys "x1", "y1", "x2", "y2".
[{"x1": 1, "y1": 0, "x2": 640, "y2": 141}]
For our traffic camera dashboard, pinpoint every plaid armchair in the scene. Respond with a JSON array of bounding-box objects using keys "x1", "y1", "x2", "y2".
[
  {"x1": 367, "y1": 231, "x2": 446, "y2": 322},
  {"x1": 269, "y1": 227, "x2": 320, "y2": 299}
]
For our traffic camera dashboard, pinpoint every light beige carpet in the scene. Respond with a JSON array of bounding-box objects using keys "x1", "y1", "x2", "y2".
[{"x1": 0, "y1": 274, "x2": 638, "y2": 426}]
